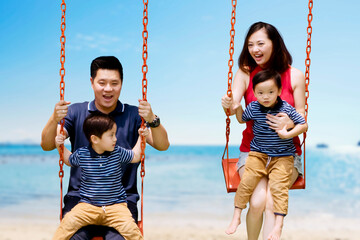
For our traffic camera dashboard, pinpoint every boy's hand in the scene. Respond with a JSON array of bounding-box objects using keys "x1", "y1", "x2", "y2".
[
  {"x1": 55, "y1": 134, "x2": 66, "y2": 148},
  {"x1": 138, "y1": 127, "x2": 150, "y2": 138},
  {"x1": 276, "y1": 126, "x2": 291, "y2": 139}
]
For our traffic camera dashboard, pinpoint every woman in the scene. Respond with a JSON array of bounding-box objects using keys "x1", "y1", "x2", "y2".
[{"x1": 221, "y1": 22, "x2": 306, "y2": 240}]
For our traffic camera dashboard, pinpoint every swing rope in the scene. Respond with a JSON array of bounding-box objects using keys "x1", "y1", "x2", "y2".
[
  {"x1": 138, "y1": 0, "x2": 149, "y2": 235},
  {"x1": 58, "y1": 0, "x2": 66, "y2": 221}
]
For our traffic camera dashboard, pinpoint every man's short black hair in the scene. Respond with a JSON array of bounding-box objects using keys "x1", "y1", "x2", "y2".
[
  {"x1": 90, "y1": 56, "x2": 123, "y2": 82},
  {"x1": 83, "y1": 112, "x2": 116, "y2": 143}
]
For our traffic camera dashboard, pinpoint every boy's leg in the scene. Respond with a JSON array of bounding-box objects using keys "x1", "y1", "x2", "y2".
[
  {"x1": 267, "y1": 214, "x2": 284, "y2": 240},
  {"x1": 266, "y1": 155, "x2": 293, "y2": 240},
  {"x1": 267, "y1": 155, "x2": 293, "y2": 215},
  {"x1": 53, "y1": 202, "x2": 101, "y2": 240},
  {"x1": 234, "y1": 152, "x2": 268, "y2": 209},
  {"x1": 102, "y1": 203, "x2": 143, "y2": 240},
  {"x1": 226, "y1": 152, "x2": 268, "y2": 235}
]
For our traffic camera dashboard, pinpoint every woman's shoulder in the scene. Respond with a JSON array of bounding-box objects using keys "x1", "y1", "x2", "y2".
[
  {"x1": 290, "y1": 66, "x2": 305, "y2": 79},
  {"x1": 290, "y1": 66, "x2": 305, "y2": 86}
]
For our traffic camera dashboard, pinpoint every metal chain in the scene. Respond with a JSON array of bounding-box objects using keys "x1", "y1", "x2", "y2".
[
  {"x1": 58, "y1": 0, "x2": 66, "y2": 221},
  {"x1": 224, "y1": 0, "x2": 237, "y2": 159},
  {"x1": 304, "y1": 0, "x2": 313, "y2": 122},
  {"x1": 302, "y1": 0, "x2": 313, "y2": 189},
  {"x1": 139, "y1": 0, "x2": 149, "y2": 234}
]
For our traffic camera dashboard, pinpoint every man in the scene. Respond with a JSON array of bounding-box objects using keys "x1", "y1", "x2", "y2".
[{"x1": 41, "y1": 56, "x2": 169, "y2": 239}]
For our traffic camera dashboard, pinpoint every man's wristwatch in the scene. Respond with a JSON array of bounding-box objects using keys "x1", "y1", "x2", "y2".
[{"x1": 146, "y1": 115, "x2": 160, "y2": 128}]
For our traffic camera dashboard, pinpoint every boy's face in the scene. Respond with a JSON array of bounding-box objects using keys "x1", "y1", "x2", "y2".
[
  {"x1": 97, "y1": 124, "x2": 117, "y2": 152},
  {"x1": 253, "y1": 78, "x2": 281, "y2": 108},
  {"x1": 91, "y1": 69, "x2": 122, "y2": 114}
]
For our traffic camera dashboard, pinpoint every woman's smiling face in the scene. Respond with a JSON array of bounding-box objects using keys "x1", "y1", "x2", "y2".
[{"x1": 248, "y1": 28, "x2": 273, "y2": 69}]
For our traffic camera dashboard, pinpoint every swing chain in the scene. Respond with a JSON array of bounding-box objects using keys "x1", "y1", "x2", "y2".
[
  {"x1": 304, "y1": 0, "x2": 313, "y2": 121},
  {"x1": 224, "y1": 0, "x2": 237, "y2": 158},
  {"x1": 138, "y1": 0, "x2": 149, "y2": 234},
  {"x1": 58, "y1": 0, "x2": 66, "y2": 221},
  {"x1": 140, "y1": 0, "x2": 148, "y2": 179}
]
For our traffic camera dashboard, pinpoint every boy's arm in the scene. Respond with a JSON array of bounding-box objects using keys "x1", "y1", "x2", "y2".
[
  {"x1": 130, "y1": 135, "x2": 142, "y2": 163},
  {"x1": 55, "y1": 134, "x2": 71, "y2": 166},
  {"x1": 130, "y1": 127, "x2": 149, "y2": 163},
  {"x1": 235, "y1": 105, "x2": 246, "y2": 124}
]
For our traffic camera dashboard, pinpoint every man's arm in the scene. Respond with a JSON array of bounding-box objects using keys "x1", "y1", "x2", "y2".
[
  {"x1": 138, "y1": 100, "x2": 169, "y2": 151},
  {"x1": 41, "y1": 100, "x2": 70, "y2": 151}
]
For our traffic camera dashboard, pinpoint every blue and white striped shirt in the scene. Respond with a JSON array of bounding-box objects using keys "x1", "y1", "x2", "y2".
[
  {"x1": 242, "y1": 98, "x2": 306, "y2": 157},
  {"x1": 69, "y1": 145, "x2": 134, "y2": 206}
]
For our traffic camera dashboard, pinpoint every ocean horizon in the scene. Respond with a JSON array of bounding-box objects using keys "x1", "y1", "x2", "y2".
[{"x1": 1, "y1": 144, "x2": 360, "y2": 220}]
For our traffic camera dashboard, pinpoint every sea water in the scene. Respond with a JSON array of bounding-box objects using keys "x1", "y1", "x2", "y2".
[{"x1": 0, "y1": 144, "x2": 359, "y2": 219}]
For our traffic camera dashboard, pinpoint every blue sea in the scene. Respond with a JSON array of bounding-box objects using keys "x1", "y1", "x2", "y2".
[{"x1": 1, "y1": 144, "x2": 360, "y2": 219}]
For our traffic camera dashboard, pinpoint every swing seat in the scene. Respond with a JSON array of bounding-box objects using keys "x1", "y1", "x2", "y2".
[{"x1": 222, "y1": 157, "x2": 305, "y2": 193}]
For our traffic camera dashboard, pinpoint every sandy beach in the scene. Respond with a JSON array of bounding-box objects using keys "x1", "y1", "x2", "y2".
[{"x1": 1, "y1": 199, "x2": 360, "y2": 240}]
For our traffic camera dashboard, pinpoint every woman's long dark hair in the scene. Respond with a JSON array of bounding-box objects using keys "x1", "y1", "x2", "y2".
[{"x1": 238, "y1": 22, "x2": 292, "y2": 74}]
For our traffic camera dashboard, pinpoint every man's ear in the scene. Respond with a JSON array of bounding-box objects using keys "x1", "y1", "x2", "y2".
[
  {"x1": 278, "y1": 87, "x2": 282, "y2": 96},
  {"x1": 90, "y1": 77, "x2": 94, "y2": 89}
]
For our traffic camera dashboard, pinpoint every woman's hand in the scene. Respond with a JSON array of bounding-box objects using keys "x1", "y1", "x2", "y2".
[
  {"x1": 221, "y1": 94, "x2": 233, "y2": 109},
  {"x1": 266, "y1": 112, "x2": 295, "y2": 131},
  {"x1": 221, "y1": 94, "x2": 241, "y2": 114}
]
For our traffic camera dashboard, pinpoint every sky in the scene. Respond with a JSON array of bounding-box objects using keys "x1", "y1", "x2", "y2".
[{"x1": 0, "y1": 0, "x2": 359, "y2": 147}]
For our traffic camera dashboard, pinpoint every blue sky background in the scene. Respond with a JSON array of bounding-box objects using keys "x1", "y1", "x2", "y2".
[{"x1": 0, "y1": 0, "x2": 359, "y2": 147}]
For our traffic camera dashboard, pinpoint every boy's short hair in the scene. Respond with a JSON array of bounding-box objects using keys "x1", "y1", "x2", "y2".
[
  {"x1": 252, "y1": 70, "x2": 282, "y2": 90},
  {"x1": 83, "y1": 112, "x2": 116, "y2": 143},
  {"x1": 90, "y1": 56, "x2": 123, "y2": 82}
]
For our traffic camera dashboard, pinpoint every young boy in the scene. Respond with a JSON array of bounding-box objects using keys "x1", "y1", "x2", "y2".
[
  {"x1": 225, "y1": 70, "x2": 307, "y2": 240},
  {"x1": 53, "y1": 112, "x2": 148, "y2": 240}
]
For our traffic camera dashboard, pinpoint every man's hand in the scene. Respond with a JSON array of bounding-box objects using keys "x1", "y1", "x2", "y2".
[
  {"x1": 53, "y1": 100, "x2": 71, "y2": 123},
  {"x1": 138, "y1": 100, "x2": 155, "y2": 123}
]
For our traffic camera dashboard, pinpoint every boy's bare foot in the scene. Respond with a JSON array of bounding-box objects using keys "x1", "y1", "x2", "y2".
[
  {"x1": 225, "y1": 208, "x2": 242, "y2": 235},
  {"x1": 267, "y1": 224, "x2": 282, "y2": 240},
  {"x1": 267, "y1": 215, "x2": 284, "y2": 240}
]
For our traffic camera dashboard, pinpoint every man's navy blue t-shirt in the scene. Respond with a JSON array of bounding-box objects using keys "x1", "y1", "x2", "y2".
[{"x1": 63, "y1": 100, "x2": 142, "y2": 205}]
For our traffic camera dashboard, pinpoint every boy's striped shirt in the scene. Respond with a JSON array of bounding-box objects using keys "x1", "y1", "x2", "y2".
[
  {"x1": 242, "y1": 98, "x2": 306, "y2": 157},
  {"x1": 69, "y1": 145, "x2": 133, "y2": 206}
]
